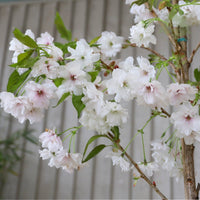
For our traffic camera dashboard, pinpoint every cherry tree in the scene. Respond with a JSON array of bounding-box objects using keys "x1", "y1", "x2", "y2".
[{"x1": 1, "y1": 0, "x2": 200, "y2": 199}]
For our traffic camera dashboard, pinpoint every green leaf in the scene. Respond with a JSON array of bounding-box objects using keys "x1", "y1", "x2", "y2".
[
  {"x1": 55, "y1": 12, "x2": 72, "y2": 41},
  {"x1": 13, "y1": 28, "x2": 38, "y2": 48},
  {"x1": 194, "y1": 68, "x2": 200, "y2": 82},
  {"x1": 72, "y1": 94, "x2": 85, "y2": 118},
  {"x1": 83, "y1": 134, "x2": 108, "y2": 157},
  {"x1": 88, "y1": 71, "x2": 99, "y2": 82},
  {"x1": 89, "y1": 36, "x2": 100, "y2": 46},
  {"x1": 82, "y1": 144, "x2": 106, "y2": 163},
  {"x1": 53, "y1": 77, "x2": 65, "y2": 87},
  {"x1": 53, "y1": 92, "x2": 70, "y2": 108},
  {"x1": 131, "y1": 0, "x2": 148, "y2": 6},
  {"x1": 54, "y1": 41, "x2": 77, "y2": 54},
  {"x1": 7, "y1": 69, "x2": 31, "y2": 93},
  {"x1": 10, "y1": 56, "x2": 39, "y2": 68},
  {"x1": 17, "y1": 49, "x2": 34, "y2": 63},
  {"x1": 111, "y1": 126, "x2": 120, "y2": 140}
]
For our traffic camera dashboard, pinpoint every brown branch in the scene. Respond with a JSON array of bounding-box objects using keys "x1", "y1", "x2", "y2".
[
  {"x1": 107, "y1": 132, "x2": 168, "y2": 200},
  {"x1": 188, "y1": 42, "x2": 200, "y2": 64},
  {"x1": 161, "y1": 108, "x2": 171, "y2": 118}
]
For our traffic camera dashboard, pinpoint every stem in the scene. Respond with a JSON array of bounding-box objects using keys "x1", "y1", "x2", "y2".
[
  {"x1": 141, "y1": 132, "x2": 147, "y2": 164},
  {"x1": 107, "y1": 133, "x2": 168, "y2": 200},
  {"x1": 123, "y1": 132, "x2": 139, "y2": 153}
]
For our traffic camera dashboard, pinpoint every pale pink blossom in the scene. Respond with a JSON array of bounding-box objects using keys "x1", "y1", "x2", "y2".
[
  {"x1": 136, "y1": 80, "x2": 168, "y2": 108},
  {"x1": 167, "y1": 83, "x2": 197, "y2": 105},
  {"x1": 25, "y1": 81, "x2": 55, "y2": 109},
  {"x1": 39, "y1": 129, "x2": 63, "y2": 152},
  {"x1": 170, "y1": 104, "x2": 200, "y2": 137},
  {"x1": 37, "y1": 32, "x2": 54, "y2": 46}
]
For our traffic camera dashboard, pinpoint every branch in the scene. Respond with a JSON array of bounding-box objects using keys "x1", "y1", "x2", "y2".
[
  {"x1": 161, "y1": 108, "x2": 171, "y2": 118},
  {"x1": 188, "y1": 42, "x2": 200, "y2": 64},
  {"x1": 126, "y1": 43, "x2": 178, "y2": 74},
  {"x1": 107, "y1": 132, "x2": 168, "y2": 200}
]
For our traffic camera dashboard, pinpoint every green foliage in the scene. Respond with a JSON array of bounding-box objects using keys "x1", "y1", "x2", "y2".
[
  {"x1": 83, "y1": 134, "x2": 108, "y2": 158},
  {"x1": 88, "y1": 71, "x2": 99, "y2": 82},
  {"x1": 55, "y1": 12, "x2": 72, "y2": 41},
  {"x1": 72, "y1": 94, "x2": 85, "y2": 118},
  {"x1": 53, "y1": 77, "x2": 65, "y2": 87},
  {"x1": 89, "y1": 36, "x2": 101, "y2": 47},
  {"x1": 194, "y1": 68, "x2": 200, "y2": 82},
  {"x1": 53, "y1": 92, "x2": 70, "y2": 108},
  {"x1": 7, "y1": 69, "x2": 31, "y2": 94},
  {"x1": 54, "y1": 41, "x2": 77, "y2": 54},
  {"x1": 13, "y1": 28, "x2": 38, "y2": 48},
  {"x1": 82, "y1": 144, "x2": 106, "y2": 163},
  {"x1": 111, "y1": 126, "x2": 120, "y2": 141},
  {"x1": 0, "y1": 127, "x2": 38, "y2": 191}
]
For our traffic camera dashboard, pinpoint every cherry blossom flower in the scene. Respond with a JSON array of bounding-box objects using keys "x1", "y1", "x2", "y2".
[
  {"x1": 97, "y1": 31, "x2": 124, "y2": 57},
  {"x1": 25, "y1": 81, "x2": 55, "y2": 109},
  {"x1": 129, "y1": 22, "x2": 156, "y2": 47},
  {"x1": 136, "y1": 80, "x2": 168, "y2": 108},
  {"x1": 106, "y1": 152, "x2": 131, "y2": 172},
  {"x1": 167, "y1": 83, "x2": 197, "y2": 106},
  {"x1": 37, "y1": 32, "x2": 54, "y2": 46},
  {"x1": 170, "y1": 104, "x2": 200, "y2": 137},
  {"x1": 68, "y1": 39, "x2": 100, "y2": 71}
]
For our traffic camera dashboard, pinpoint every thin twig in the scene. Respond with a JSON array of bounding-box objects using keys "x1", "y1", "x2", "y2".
[
  {"x1": 127, "y1": 43, "x2": 178, "y2": 73},
  {"x1": 107, "y1": 133, "x2": 168, "y2": 200},
  {"x1": 188, "y1": 42, "x2": 200, "y2": 64},
  {"x1": 161, "y1": 108, "x2": 171, "y2": 118}
]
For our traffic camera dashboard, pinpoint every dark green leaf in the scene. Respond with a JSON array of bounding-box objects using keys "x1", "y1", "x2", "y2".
[
  {"x1": 53, "y1": 77, "x2": 65, "y2": 87},
  {"x1": 88, "y1": 71, "x2": 99, "y2": 82},
  {"x1": 7, "y1": 69, "x2": 31, "y2": 93},
  {"x1": 53, "y1": 92, "x2": 70, "y2": 108},
  {"x1": 83, "y1": 134, "x2": 108, "y2": 157},
  {"x1": 72, "y1": 94, "x2": 85, "y2": 118},
  {"x1": 161, "y1": 131, "x2": 166, "y2": 138},
  {"x1": 194, "y1": 68, "x2": 200, "y2": 82},
  {"x1": 13, "y1": 28, "x2": 38, "y2": 48},
  {"x1": 55, "y1": 12, "x2": 72, "y2": 41},
  {"x1": 82, "y1": 144, "x2": 106, "y2": 163}
]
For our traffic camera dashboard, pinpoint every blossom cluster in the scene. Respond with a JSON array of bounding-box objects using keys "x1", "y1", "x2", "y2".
[{"x1": 39, "y1": 129, "x2": 85, "y2": 173}]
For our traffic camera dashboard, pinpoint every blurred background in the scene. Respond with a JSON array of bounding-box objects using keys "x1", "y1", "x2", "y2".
[{"x1": 1, "y1": 0, "x2": 200, "y2": 199}]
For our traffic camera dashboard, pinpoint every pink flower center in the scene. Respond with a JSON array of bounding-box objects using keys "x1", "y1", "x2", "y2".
[
  {"x1": 37, "y1": 90, "x2": 44, "y2": 96},
  {"x1": 185, "y1": 115, "x2": 192, "y2": 121},
  {"x1": 70, "y1": 75, "x2": 76, "y2": 81}
]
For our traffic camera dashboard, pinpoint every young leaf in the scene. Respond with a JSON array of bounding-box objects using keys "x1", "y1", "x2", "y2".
[
  {"x1": 83, "y1": 134, "x2": 108, "y2": 157},
  {"x1": 89, "y1": 36, "x2": 100, "y2": 46},
  {"x1": 72, "y1": 94, "x2": 85, "y2": 118},
  {"x1": 7, "y1": 69, "x2": 31, "y2": 93},
  {"x1": 82, "y1": 144, "x2": 106, "y2": 163},
  {"x1": 88, "y1": 71, "x2": 99, "y2": 82},
  {"x1": 53, "y1": 92, "x2": 70, "y2": 108},
  {"x1": 13, "y1": 28, "x2": 38, "y2": 48},
  {"x1": 55, "y1": 12, "x2": 72, "y2": 41},
  {"x1": 194, "y1": 68, "x2": 200, "y2": 82},
  {"x1": 53, "y1": 77, "x2": 65, "y2": 87}
]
